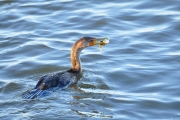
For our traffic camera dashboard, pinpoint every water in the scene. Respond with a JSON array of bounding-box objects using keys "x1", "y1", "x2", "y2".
[{"x1": 0, "y1": 0, "x2": 180, "y2": 119}]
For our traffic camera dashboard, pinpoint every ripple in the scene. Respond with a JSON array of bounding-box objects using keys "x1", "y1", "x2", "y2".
[{"x1": 0, "y1": 0, "x2": 180, "y2": 119}]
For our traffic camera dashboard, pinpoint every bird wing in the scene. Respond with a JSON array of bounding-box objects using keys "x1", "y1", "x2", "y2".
[{"x1": 34, "y1": 74, "x2": 48, "y2": 89}]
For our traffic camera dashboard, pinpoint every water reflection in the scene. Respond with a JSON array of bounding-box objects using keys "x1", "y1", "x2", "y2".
[
  {"x1": 70, "y1": 91, "x2": 112, "y2": 118},
  {"x1": 1, "y1": 0, "x2": 180, "y2": 119},
  {"x1": 71, "y1": 109, "x2": 113, "y2": 118}
]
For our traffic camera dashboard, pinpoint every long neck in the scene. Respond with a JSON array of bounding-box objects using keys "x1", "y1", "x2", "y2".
[{"x1": 70, "y1": 38, "x2": 86, "y2": 72}]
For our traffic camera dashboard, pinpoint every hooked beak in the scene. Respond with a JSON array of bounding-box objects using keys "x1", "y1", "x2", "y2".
[{"x1": 89, "y1": 37, "x2": 109, "y2": 46}]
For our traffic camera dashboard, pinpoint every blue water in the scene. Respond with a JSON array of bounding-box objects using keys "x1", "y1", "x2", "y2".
[{"x1": 0, "y1": 0, "x2": 180, "y2": 119}]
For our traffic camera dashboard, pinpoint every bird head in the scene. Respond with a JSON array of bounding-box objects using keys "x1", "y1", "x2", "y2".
[{"x1": 83, "y1": 37, "x2": 109, "y2": 50}]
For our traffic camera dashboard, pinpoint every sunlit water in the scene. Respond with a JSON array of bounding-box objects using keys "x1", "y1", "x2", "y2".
[{"x1": 0, "y1": 0, "x2": 180, "y2": 119}]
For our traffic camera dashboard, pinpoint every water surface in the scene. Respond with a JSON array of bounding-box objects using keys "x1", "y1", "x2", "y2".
[{"x1": 0, "y1": 0, "x2": 180, "y2": 119}]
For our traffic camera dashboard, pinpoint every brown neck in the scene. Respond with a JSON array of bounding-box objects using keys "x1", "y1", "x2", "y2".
[{"x1": 70, "y1": 38, "x2": 86, "y2": 72}]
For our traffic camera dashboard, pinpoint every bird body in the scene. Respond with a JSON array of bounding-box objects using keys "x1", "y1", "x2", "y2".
[{"x1": 22, "y1": 37, "x2": 109, "y2": 99}]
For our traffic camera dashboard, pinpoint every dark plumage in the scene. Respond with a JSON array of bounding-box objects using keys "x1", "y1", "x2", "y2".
[{"x1": 22, "y1": 37, "x2": 109, "y2": 99}]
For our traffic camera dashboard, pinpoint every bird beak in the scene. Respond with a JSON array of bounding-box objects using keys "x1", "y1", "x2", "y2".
[{"x1": 89, "y1": 38, "x2": 109, "y2": 46}]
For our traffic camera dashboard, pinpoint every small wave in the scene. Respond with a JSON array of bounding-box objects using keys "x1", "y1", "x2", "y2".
[{"x1": 22, "y1": 89, "x2": 52, "y2": 99}]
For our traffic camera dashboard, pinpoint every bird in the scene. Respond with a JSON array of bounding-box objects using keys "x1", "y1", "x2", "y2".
[{"x1": 22, "y1": 37, "x2": 109, "y2": 99}]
